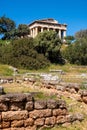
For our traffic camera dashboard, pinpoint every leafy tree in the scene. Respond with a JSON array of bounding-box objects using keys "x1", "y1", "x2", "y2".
[
  {"x1": 0, "y1": 38, "x2": 49, "y2": 69},
  {"x1": 34, "y1": 30, "x2": 64, "y2": 64},
  {"x1": 17, "y1": 24, "x2": 30, "y2": 38},
  {"x1": 0, "y1": 16, "x2": 16, "y2": 39},
  {"x1": 62, "y1": 37, "x2": 87, "y2": 65},
  {"x1": 75, "y1": 29, "x2": 87, "y2": 39}
]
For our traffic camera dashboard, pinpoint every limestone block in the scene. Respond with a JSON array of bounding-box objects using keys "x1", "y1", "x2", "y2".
[
  {"x1": 34, "y1": 118, "x2": 45, "y2": 126},
  {"x1": 0, "y1": 93, "x2": 26, "y2": 102},
  {"x1": 56, "y1": 115, "x2": 67, "y2": 124},
  {"x1": 11, "y1": 120, "x2": 24, "y2": 127},
  {"x1": 45, "y1": 116, "x2": 56, "y2": 125},
  {"x1": 25, "y1": 93, "x2": 33, "y2": 101},
  {"x1": 53, "y1": 109, "x2": 68, "y2": 116},
  {"x1": 25, "y1": 125, "x2": 36, "y2": 130},
  {"x1": 34, "y1": 100, "x2": 47, "y2": 109},
  {"x1": 29, "y1": 109, "x2": 52, "y2": 119},
  {"x1": 25, "y1": 101, "x2": 33, "y2": 111},
  {"x1": 0, "y1": 102, "x2": 8, "y2": 111},
  {"x1": 24, "y1": 118, "x2": 34, "y2": 127},
  {"x1": 10, "y1": 102, "x2": 24, "y2": 111},
  {"x1": 2, "y1": 110, "x2": 28, "y2": 121},
  {"x1": 11, "y1": 128, "x2": 24, "y2": 130},
  {"x1": 47, "y1": 99, "x2": 58, "y2": 109},
  {"x1": 1, "y1": 121, "x2": 10, "y2": 128}
]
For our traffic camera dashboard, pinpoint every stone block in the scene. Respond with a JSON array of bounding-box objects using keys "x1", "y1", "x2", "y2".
[
  {"x1": 11, "y1": 120, "x2": 24, "y2": 127},
  {"x1": 25, "y1": 101, "x2": 33, "y2": 111},
  {"x1": 56, "y1": 115, "x2": 67, "y2": 124},
  {"x1": 45, "y1": 116, "x2": 56, "y2": 125},
  {"x1": 34, "y1": 118, "x2": 45, "y2": 126},
  {"x1": 0, "y1": 102, "x2": 8, "y2": 111},
  {"x1": 34, "y1": 100, "x2": 47, "y2": 109},
  {"x1": 1, "y1": 121, "x2": 10, "y2": 128},
  {"x1": 0, "y1": 93, "x2": 26, "y2": 102},
  {"x1": 25, "y1": 125, "x2": 36, "y2": 130},
  {"x1": 29, "y1": 109, "x2": 52, "y2": 119},
  {"x1": 53, "y1": 109, "x2": 68, "y2": 116},
  {"x1": 25, "y1": 93, "x2": 33, "y2": 101},
  {"x1": 24, "y1": 118, "x2": 34, "y2": 127},
  {"x1": 2, "y1": 110, "x2": 28, "y2": 121},
  {"x1": 10, "y1": 102, "x2": 24, "y2": 111},
  {"x1": 47, "y1": 99, "x2": 58, "y2": 109},
  {"x1": 11, "y1": 128, "x2": 25, "y2": 130}
]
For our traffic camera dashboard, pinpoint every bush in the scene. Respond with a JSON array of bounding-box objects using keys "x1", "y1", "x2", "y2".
[{"x1": 0, "y1": 38, "x2": 50, "y2": 69}]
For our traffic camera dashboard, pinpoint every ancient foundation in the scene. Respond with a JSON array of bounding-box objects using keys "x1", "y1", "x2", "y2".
[{"x1": 0, "y1": 93, "x2": 83, "y2": 130}]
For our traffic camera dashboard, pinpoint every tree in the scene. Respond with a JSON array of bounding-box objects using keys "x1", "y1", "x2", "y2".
[
  {"x1": 0, "y1": 16, "x2": 16, "y2": 39},
  {"x1": 62, "y1": 37, "x2": 87, "y2": 65},
  {"x1": 75, "y1": 29, "x2": 87, "y2": 39},
  {"x1": 0, "y1": 38, "x2": 49, "y2": 69},
  {"x1": 17, "y1": 24, "x2": 30, "y2": 38},
  {"x1": 34, "y1": 30, "x2": 64, "y2": 64}
]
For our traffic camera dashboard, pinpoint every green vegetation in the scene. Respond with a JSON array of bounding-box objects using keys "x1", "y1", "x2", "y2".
[
  {"x1": 62, "y1": 29, "x2": 87, "y2": 65},
  {"x1": 0, "y1": 64, "x2": 13, "y2": 76}
]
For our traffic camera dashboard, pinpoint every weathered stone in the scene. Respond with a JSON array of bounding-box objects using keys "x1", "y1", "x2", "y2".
[
  {"x1": 57, "y1": 100, "x2": 67, "y2": 109},
  {"x1": 11, "y1": 128, "x2": 24, "y2": 130},
  {"x1": 45, "y1": 116, "x2": 56, "y2": 125},
  {"x1": 25, "y1": 125, "x2": 36, "y2": 130},
  {"x1": 69, "y1": 113, "x2": 84, "y2": 122},
  {"x1": 25, "y1": 93, "x2": 33, "y2": 101},
  {"x1": 53, "y1": 109, "x2": 68, "y2": 116},
  {"x1": 10, "y1": 102, "x2": 24, "y2": 111},
  {"x1": 0, "y1": 93, "x2": 26, "y2": 102},
  {"x1": 34, "y1": 100, "x2": 47, "y2": 109},
  {"x1": 0, "y1": 102, "x2": 8, "y2": 111},
  {"x1": 1, "y1": 121, "x2": 10, "y2": 128},
  {"x1": 2, "y1": 110, "x2": 28, "y2": 121},
  {"x1": 56, "y1": 116, "x2": 67, "y2": 124},
  {"x1": 24, "y1": 118, "x2": 34, "y2": 126},
  {"x1": 34, "y1": 118, "x2": 45, "y2": 126},
  {"x1": 47, "y1": 100, "x2": 58, "y2": 109},
  {"x1": 11, "y1": 120, "x2": 24, "y2": 127},
  {"x1": 29, "y1": 109, "x2": 52, "y2": 119},
  {"x1": 25, "y1": 101, "x2": 33, "y2": 111}
]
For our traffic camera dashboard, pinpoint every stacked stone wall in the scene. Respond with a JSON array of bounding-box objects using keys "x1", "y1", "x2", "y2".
[{"x1": 0, "y1": 93, "x2": 82, "y2": 130}]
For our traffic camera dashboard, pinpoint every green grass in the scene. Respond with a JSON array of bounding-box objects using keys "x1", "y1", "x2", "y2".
[{"x1": 0, "y1": 64, "x2": 13, "y2": 76}]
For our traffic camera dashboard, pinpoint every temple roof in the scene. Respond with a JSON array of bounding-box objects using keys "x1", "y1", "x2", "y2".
[
  {"x1": 29, "y1": 18, "x2": 67, "y2": 27},
  {"x1": 36, "y1": 18, "x2": 58, "y2": 24}
]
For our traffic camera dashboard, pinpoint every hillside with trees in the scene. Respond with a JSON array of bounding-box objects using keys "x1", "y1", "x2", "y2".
[{"x1": 0, "y1": 16, "x2": 87, "y2": 69}]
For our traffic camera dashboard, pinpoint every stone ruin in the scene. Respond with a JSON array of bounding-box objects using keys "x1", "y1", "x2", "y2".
[{"x1": 0, "y1": 93, "x2": 84, "y2": 130}]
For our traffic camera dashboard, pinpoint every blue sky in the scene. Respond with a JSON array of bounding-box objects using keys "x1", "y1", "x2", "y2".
[{"x1": 0, "y1": 0, "x2": 87, "y2": 36}]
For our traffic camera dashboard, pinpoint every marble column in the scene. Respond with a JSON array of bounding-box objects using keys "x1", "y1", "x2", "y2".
[
  {"x1": 41, "y1": 27, "x2": 43, "y2": 32},
  {"x1": 34, "y1": 27, "x2": 38, "y2": 37},
  {"x1": 63, "y1": 30, "x2": 66, "y2": 38},
  {"x1": 59, "y1": 30, "x2": 61, "y2": 39}
]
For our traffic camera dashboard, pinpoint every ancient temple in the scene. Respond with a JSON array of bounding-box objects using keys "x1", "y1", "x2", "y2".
[{"x1": 28, "y1": 18, "x2": 67, "y2": 39}]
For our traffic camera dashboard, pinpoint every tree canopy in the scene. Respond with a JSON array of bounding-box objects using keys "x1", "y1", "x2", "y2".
[
  {"x1": 0, "y1": 16, "x2": 16, "y2": 39},
  {"x1": 34, "y1": 30, "x2": 64, "y2": 64},
  {"x1": 62, "y1": 29, "x2": 87, "y2": 65}
]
